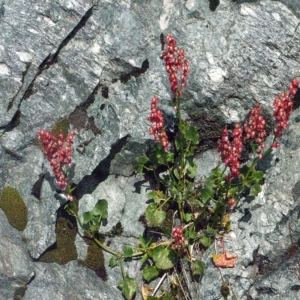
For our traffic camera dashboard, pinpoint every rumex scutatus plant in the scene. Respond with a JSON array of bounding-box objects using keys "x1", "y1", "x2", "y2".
[{"x1": 38, "y1": 34, "x2": 299, "y2": 299}]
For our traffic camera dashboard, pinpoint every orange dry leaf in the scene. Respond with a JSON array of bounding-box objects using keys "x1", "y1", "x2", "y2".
[{"x1": 212, "y1": 252, "x2": 238, "y2": 268}]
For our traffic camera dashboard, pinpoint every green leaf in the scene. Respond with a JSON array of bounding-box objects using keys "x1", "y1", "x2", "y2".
[
  {"x1": 143, "y1": 265, "x2": 160, "y2": 282},
  {"x1": 124, "y1": 245, "x2": 133, "y2": 258},
  {"x1": 165, "y1": 152, "x2": 174, "y2": 163},
  {"x1": 174, "y1": 136, "x2": 184, "y2": 152},
  {"x1": 139, "y1": 235, "x2": 152, "y2": 249},
  {"x1": 137, "y1": 156, "x2": 149, "y2": 166},
  {"x1": 184, "y1": 125, "x2": 199, "y2": 145},
  {"x1": 199, "y1": 234, "x2": 212, "y2": 247},
  {"x1": 201, "y1": 176, "x2": 217, "y2": 204},
  {"x1": 148, "y1": 297, "x2": 172, "y2": 300},
  {"x1": 168, "y1": 182, "x2": 179, "y2": 195},
  {"x1": 89, "y1": 223, "x2": 99, "y2": 233},
  {"x1": 82, "y1": 211, "x2": 93, "y2": 223},
  {"x1": 152, "y1": 245, "x2": 177, "y2": 270},
  {"x1": 145, "y1": 203, "x2": 166, "y2": 226},
  {"x1": 227, "y1": 187, "x2": 239, "y2": 198},
  {"x1": 210, "y1": 165, "x2": 222, "y2": 177},
  {"x1": 93, "y1": 199, "x2": 108, "y2": 218},
  {"x1": 184, "y1": 213, "x2": 193, "y2": 222},
  {"x1": 206, "y1": 225, "x2": 217, "y2": 237},
  {"x1": 192, "y1": 260, "x2": 206, "y2": 276},
  {"x1": 141, "y1": 253, "x2": 149, "y2": 264},
  {"x1": 201, "y1": 185, "x2": 214, "y2": 204},
  {"x1": 109, "y1": 256, "x2": 117, "y2": 268},
  {"x1": 147, "y1": 191, "x2": 164, "y2": 204},
  {"x1": 118, "y1": 275, "x2": 137, "y2": 300},
  {"x1": 250, "y1": 142, "x2": 258, "y2": 153},
  {"x1": 252, "y1": 170, "x2": 264, "y2": 180},
  {"x1": 139, "y1": 235, "x2": 147, "y2": 248},
  {"x1": 173, "y1": 168, "x2": 180, "y2": 180},
  {"x1": 250, "y1": 182, "x2": 262, "y2": 197},
  {"x1": 184, "y1": 156, "x2": 197, "y2": 178},
  {"x1": 185, "y1": 226, "x2": 197, "y2": 240},
  {"x1": 189, "y1": 197, "x2": 204, "y2": 208}
]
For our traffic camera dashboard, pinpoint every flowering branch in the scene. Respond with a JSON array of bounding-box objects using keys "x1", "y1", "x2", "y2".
[{"x1": 38, "y1": 129, "x2": 74, "y2": 201}]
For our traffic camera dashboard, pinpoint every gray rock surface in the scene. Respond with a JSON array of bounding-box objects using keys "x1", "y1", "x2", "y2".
[
  {"x1": 0, "y1": 210, "x2": 34, "y2": 299},
  {"x1": 1, "y1": 0, "x2": 300, "y2": 299}
]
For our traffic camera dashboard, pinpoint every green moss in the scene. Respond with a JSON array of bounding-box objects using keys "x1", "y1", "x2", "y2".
[
  {"x1": 78, "y1": 235, "x2": 107, "y2": 281},
  {"x1": 51, "y1": 118, "x2": 71, "y2": 138},
  {"x1": 39, "y1": 216, "x2": 77, "y2": 264},
  {"x1": 0, "y1": 187, "x2": 27, "y2": 231}
]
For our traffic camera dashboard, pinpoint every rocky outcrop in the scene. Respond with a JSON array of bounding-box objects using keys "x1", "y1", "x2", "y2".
[{"x1": 1, "y1": 0, "x2": 300, "y2": 299}]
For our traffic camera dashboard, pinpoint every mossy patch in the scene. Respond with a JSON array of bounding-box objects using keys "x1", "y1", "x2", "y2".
[
  {"x1": 51, "y1": 118, "x2": 71, "y2": 138},
  {"x1": 0, "y1": 186, "x2": 27, "y2": 231},
  {"x1": 78, "y1": 234, "x2": 107, "y2": 281},
  {"x1": 39, "y1": 216, "x2": 77, "y2": 264}
]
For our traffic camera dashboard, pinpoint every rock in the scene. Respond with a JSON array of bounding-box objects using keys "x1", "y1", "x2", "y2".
[
  {"x1": 0, "y1": 210, "x2": 34, "y2": 299},
  {"x1": 1, "y1": 0, "x2": 300, "y2": 299}
]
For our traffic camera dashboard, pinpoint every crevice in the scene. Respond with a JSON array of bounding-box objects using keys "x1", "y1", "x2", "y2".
[
  {"x1": 0, "y1": 109, "x2": 21, "y2": 131},
  {"x1": 112, "y1": 59, "x2": 149, "y2": 84},
  {"x1": 209, "y1": 0, "x2": 220, "y2": 11},
  {"x1": 69, "y1": 81, "x2": 102, "y2": 133},
  {"x1": 31, "y1": 173, "x2": 45, "y2": 200},
  {"x1": 7, "y1": 62, "x2": 31, "y2": 111},
  {"x1": 1, "y1": 5, "x2": 96, "y2": 135},
  {"x1": 101, "y1": 86, "x2": 109, "y2": 99},
  {"x1": 160, "y1": 33, "x2": 165, "y2": 51},
  {"x1": 37, "y1": 5, "x2": 94, "y2": 72},
  {"x1": 74, "y1": 135, "x2": 130, "y2": 200},
  {"x1": 22, "y1": 5, "x2": 95, "y2": 101}
]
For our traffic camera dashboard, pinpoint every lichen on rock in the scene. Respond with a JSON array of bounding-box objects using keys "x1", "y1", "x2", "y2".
[{"x1": 0, "y1": 186, "x2": 28, "y2": 231}]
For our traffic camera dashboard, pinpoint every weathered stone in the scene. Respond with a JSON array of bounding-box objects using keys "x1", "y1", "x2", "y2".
[{"x1": 1, "y1": 0, "x2": 300, "y2": 299}]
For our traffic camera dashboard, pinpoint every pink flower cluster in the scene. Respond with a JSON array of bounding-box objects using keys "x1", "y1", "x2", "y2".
[
  {"x1": 244, "y1": 103, "x2": 267, "y2": 157},
  {"x1": 218, "y1": 124, "x2": 243, "y2": 179},
  {"x1": 38, "y1": 130, "x2": 74, "y2": 199},
  {"x1": 148, "y1": 95, "x2": 169, "y2": 151},
  {"x1": 217, "y1": 78, "x2": 299, "y2": 179},
  {"x1": 172, "y1": 226, "x2": 185, "y2": 250},
  {"x1": 272, "y1": 78, "x2": 299, "y2": 147},
  {"x1": 162, "y1": 34, "x2": 190, "y2": 97}
]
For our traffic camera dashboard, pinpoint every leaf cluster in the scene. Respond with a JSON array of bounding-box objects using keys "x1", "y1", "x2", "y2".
[{"x1": 82, "y1": 199, "x2": 108, "y2": 233}]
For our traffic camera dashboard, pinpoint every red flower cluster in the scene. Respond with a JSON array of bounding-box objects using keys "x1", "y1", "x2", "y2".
[
  {"x1": 244, "y1": 103, "x2": 267, "y2": 158},
  {"x1": 172, "y1": 226, "x2": 185, "y2": 250},
  {"x1": 38, "y1": 130, "x2": 74, "y2": 199},
  {"x1": 218, "y1": 124, "x2": 243, "y2": 179},
  {"x1": 162, "y1": 34, "x2": 190, "y2": 97},
  {"x1": 273, "y1": 78, "x2": 299, "y2": 146},
  {"x1": 148, "y1": 95, "x2": 170, "y2": 151}
]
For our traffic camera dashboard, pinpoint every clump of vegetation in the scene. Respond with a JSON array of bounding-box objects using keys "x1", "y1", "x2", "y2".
[
  {"x1": 38, "y1": 34, "x2": 299, "y2": 299},
  {"x1": 0, "y1": 187, "x2": 27, "y2": 231}
]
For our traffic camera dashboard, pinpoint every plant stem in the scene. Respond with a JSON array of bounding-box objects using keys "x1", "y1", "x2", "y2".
[
  {"x1": 93, "y1": 237, "x2": 122, "y2": 258},
  {"x1": 119, "y1": 258, "x2": 126, "y2": 279}
]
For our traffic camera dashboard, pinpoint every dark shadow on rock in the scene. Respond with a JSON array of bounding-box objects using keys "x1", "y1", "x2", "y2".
[{"x1": 74, "y1": 135, "x2": 130, "y2": 200}]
